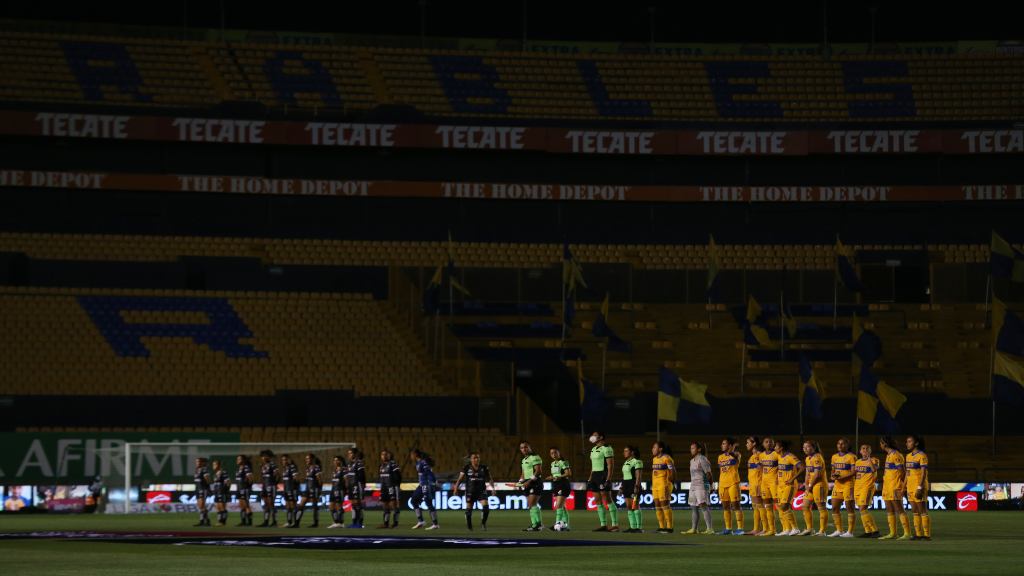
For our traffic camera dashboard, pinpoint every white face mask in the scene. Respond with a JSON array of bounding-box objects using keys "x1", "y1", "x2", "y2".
[{"x1": 589, "y1": 435, "x2": 599, "y2": 444}]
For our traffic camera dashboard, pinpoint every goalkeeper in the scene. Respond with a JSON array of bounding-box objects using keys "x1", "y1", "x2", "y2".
[{"x1": 517, "y1": 441, "x2": 545, "y2": 531}]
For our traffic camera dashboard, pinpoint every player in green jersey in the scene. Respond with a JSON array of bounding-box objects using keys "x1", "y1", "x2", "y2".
[
  {"x1": 588, "y1": 431, "x2": 619, "y2": 532},
  {"x1": 518, "y1": 441, "x2": 544, "y2": 531},
  {"x1": 546, "y1": 447, "x2": 573, "y2": 531},
  {"x1": 621, "y1": 445, "x2": 645, "y2": 533}
]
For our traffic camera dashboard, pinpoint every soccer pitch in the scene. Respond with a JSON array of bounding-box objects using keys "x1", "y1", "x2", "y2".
[{"x1": 0, "y1": 511, "x2": 1018, "y2": 575}]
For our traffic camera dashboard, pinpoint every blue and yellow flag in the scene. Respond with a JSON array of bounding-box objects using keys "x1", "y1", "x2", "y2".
[
  {"x1": 993, "y1": 298, "x2": 1024, "y2": 406},
  {"x1": 592, "y1": 293, "x2": 631, "y2": 352},
  {"x1": 744, "y1": 295, "x2": 775, "y2": 347},
  {"x1": 852, "y1": 314, "x2": 882, "y2": 368},
  {"x1": 836, "y1": 238, "x2": 864, "y2": 292},
  {"x1": 799, "y1": 355, "x2": 825, "y2": 420},
  {"x1": 658, "y1": 367, "x2": 711, "y2": 424},
  {"x1": 857, "y1": 366, "x2": 906, "y2": 431},
  {"x1": 991, "y1": 232, "x2": 1024, "y2": 282},
  {"x1": 706, "y1": 234, "x2": 722, "y2": 302},
  {"x1": 578, "y1": 361, "x2": 606, "y2": 423}
]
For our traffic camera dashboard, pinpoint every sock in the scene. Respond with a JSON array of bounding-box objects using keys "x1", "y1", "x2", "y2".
[
  {"x1": 734, "y1": 510, "x2": 744, "y2": 531},
  {"x1": 753, "y1": 506, "x2": 762, "y2": 532},
  {"x1": 847, "y1": 510, "x2": 856, "y2": 533},
  {"x1": 465, "y1": 509, "x2": 473, "y2": 529},
  {"x1": 482, "y1": 507, "x2": 490, "y2": 525},
  {"x1": 597, "y1": 505, "x2": 607, "y2": 526},
  {"x1": 264, "y1": 510, "x2": 270, "y2": 523},
  {"x1": 634, "y1": 508, "x2": 641, "y2": 530},
  {"x1": 654, "y1": 507, "x2": 664, "y2": 529},
  {"x1": 860, "y1": 511, "x2": 874, "y2": 533},
  {"x1": 702, "y1": 507, "x2": 713, "y2": 531},
  {"x1": 899, "y1": 513, "x2": 911, "y2": 536},
  {"x1": 665, "y1": 506, "x2": 674, "y2": 530},
  {"x1": 356, "y1": 508, "x2": 364, "y2": 525},
  {"x1": 429, "y1": 509, "x2": 438, "y2": 525},
  {"x1": 691, "y1": 507, "x2": 700, "y2": 530},
  {"x1": 913, "y1": 513, "x2": 922, "y2": 536},
  {"x1": 382, "y1": 510, "x2": 390, "y2": 526},
  {"x1": 724, "y1": 509, "x2": 733, "y2": 530},
  {"x1": 271, "y1": 507, "x2": 277, "y2": 523},
  {"x1": 788, "y1": 510, "x2": 798, "y2": 531},
  {"x1": 780, "y1": 509, "x2": 791, "y2": 532},
  {"x1": 416, "y1": 508, "x2": 424, "y2": 523},
  {"x1": 218, "y1": 510, "x2": 227, "y2": 523},
  {"x1": 921, "y1": 514, "x2": 931, "y2": 537},
  {"x1": 294, "y1": 508, "x2": 304, "y2": 524},
  {"x1": 819, "y1": 508, "x2": 828, "y2": 533},
  {"x1": 392, "y1": 510, "x2": 400, "y2": 526},
  {"x1": 607, "y1": 502, "x2": 619, "y2": 526},
  {"x1": 531, "y1": 506, "x2": 542, "y2": 527},
  {"x1": 831, "y1": 509, "x2": 843, "y2": 532},
  {"x1": 312, "y1": 507, "x2": 318, "y2": 525},
  {"x1": 286, "y1": 509, "x2": 294, "y2": 525},
  {"x1": 765, "y1": 506, "x2": 776, "y2": 533},
  {"x1": 803, "y1": 507, "x2": 813, "y2": 530}
]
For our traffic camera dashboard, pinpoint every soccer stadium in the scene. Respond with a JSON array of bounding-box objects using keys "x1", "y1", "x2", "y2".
[{"x1": 1, "y1": 1, "x2": 1023, "y2": 574}]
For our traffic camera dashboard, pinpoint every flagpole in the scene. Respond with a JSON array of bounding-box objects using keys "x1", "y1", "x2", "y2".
[
  {"x1": 740, "y1": 342, "x2": 746, "y2": 395},
  {"x1": 833, "y1": 235, "x2": 839, "y2": 330},
  {"x1": 780, "y1": 290, "x2": 785, "y2": 361},
  {"x1": 601, "y1": 341, "x2": 607, "y2": 391},
  {"x1": 560, "y1": 258, "x2": 567, "y2": 349},
  {"x1": 854, "y1": 414, "x2": 860, "y2": 456},
  {"x1": 988, "y1": 281, "x2": 996, "y2": 457}
]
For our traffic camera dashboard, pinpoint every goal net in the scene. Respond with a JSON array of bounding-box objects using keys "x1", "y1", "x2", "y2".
[{"x1": 116, "y1": 441, "x2": 356, "y2": 513}]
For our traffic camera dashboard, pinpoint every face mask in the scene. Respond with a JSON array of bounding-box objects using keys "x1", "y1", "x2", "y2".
[{"x1": 589, "y1": 435, "x2": 598, "y2": 444}]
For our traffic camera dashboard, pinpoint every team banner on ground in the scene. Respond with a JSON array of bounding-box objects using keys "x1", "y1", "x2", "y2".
[
  {"x1": 2, "y1": 168, "x2": 1022, "y2": 203},
  {"x1": 4, "y1": 111, "x2": 1023, "y2": 156}
]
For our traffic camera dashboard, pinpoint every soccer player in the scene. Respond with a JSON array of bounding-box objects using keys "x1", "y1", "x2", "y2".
[
  {"x1": 517, "y1": 441, "x2": 544, "y2": 531},
  {"x1": 758, "y1": 437, "x2": 779, "y2": 536},
  {"x1": 257, "y1": 450, "x2": 278, "y2": 527},
  {"x1": 621, "y1": 445, "x2": 644, "y2": 533},
  {"x1": 455, "y1": 451, "x2": 495, "y2": 530},
  {"x1": 279, "y1": 455, "x2": 300, "y2": 527},
  {"x1": 717, "y1": 437, "x2": 743, "y2": 535},
  {"x1": 293, "y1": 453, "x2": 322, "y2": 528},
  {"x1": 651, "y1": 441, "x2": 675, "y2": 533},
  {"x1": 854, "y1": 444, "x2": 881, "y2": 538},
  {"x1": 234, "y1": 454, "x2": 253, "y2": 526},
  {"x1": 410, "y1": 448, "x2": 440, "y2": 530},
  {"x1": 775, "y1": 439, "x2": 804, "y2": 536},
  {"x1": 547, "y1": 447, "x2": 573, "y2": 531},
  {"x1": 905, "y1": 435, "x2": 931, "y2": 540},
  {"x1": 210, "y1": 459, "x2": 230, "y2": 526},
  {"x1": 879, "y1": 436, "x2": 911, "y2": 540},
  {"x1": 327, "y1": 455, "x2": 347, "y2": 529},
  {"x1": 588, "y1": 431, "x2": 619, "y2": 532},
  {"x1": 377, "y1": 449, "x2": 402, "y2": 529},
  {"x1": 801, "y1": 440, "x2": 828, "y2": 536},
  {"x1": 828, "y1": 437, "x2": 857, "y2": 538},
  {"x1": 745, "y1": 436, "x2": 764, "y2": 535},
  {"x1": 192, "y1": 457, "x2": 211, "y2": 527},
  {"x1": 683, "y1": 442, "x2": 715, "y2": 535},
  {"x1": 345, "y1": 448, "x2": 366, "y2": 528}
]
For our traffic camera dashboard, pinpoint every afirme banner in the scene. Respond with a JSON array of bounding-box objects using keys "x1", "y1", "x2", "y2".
[
  {"x1": 3, "y1": 111, "x2": 1023, "y2": 156},
  {"x1": 0, "y1": 433, "x2": 239, "y2": 484},
  {"x1": 2, "y1": 168, "x2": 1022, "y2": 203}
]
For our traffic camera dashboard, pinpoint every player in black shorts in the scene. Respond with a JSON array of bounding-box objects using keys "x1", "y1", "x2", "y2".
[
  {"x1": 258, "y1": 450, "x2": 278, "y2": 527},
  {"x1": 455, "y1": 452, "x2": 496, "y2": 530},
  {"x1": 280, "y1": 454, "x2": 300, "y2": 527},
  {"x1": 345, "y1": 448, "x2": 366, "y2": 528},
  {"x1": 193, "y1": 457, "x2": 211, "y2": 526},
  {"x1": 377, "y1": 449, "x2": 401, "y2": 529},
  {"x1": 234, "y1": 454, "x2": 253, "y2": 526},
  {"x1": 547, "y1": 447, "x2": 573, "y2": 531},
  {"x1": 293, "y1": 453, "x2": 322, "y2": 528},
  {"x1": 518, "y1": 441, "x2": 544, "y2": 531},
  {"x1": 211, "y1": 459, "x2": 230, "y2": 526},
  {"x1": 327, "y1": 455, "x2": 347, "y2": 529}
]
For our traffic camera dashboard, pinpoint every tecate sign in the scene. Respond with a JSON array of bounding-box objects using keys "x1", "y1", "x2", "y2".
[{"x1": 956, "y1": 492, "x2": 978, "y2": 512}]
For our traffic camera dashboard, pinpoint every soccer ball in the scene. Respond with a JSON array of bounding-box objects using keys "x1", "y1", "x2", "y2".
[{"x1": 553, "y1": 521, "x2": 566, "y2": 531}]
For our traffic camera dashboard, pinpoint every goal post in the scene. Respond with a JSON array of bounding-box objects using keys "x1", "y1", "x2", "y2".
[{"x1": 119, "y1": 441, "x2": 356, "y2": 514}]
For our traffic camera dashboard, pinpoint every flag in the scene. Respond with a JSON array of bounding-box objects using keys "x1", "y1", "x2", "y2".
[
  {"x1": 562, "y1": 242, "x2": 586, "y2": 329},
  {"x1": 799, "y1": 355, "x2": 824, "y2": 420},
  {"x1": 592, "y1": 293, "x2": 631, "y2": 352},
  {"x1": 658, "y1": 367, "x2": 711, "y2": 424},
  {"x1": 706, "y1": 234, "x2": 722, "y2": 302},
  {"x1": 744, "y1": 295, "x2": 775, "y2": 347},
  {"x1": 993, "y1": 299, "x2": 1024, "y2": 406},
  {"x1": 445, "y1": 232, "x2": 471, "y2": 296},
  {"x1": 836, "y1": 237, "x2": 864, "y2": 292},
  {"x1": 991, "y1": 232, "x2": 1024, "y2": 282},
  {"x1": 578, "y1": 361, "x2": 606, "y2": 422},
  {"x1": 422, "y1": 264, "x2": 443, "y2": 314},
  {"x1": 852, "y1": 314, "x2": 882, "y2": 368},
  {"x1": 858, "y1": 366, "x2": 906, "y2": 425}
]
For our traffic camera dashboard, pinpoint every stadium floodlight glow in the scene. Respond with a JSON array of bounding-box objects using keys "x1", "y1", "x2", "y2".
[{"x1": 108, "y1": 442, "x2": 356, "y2": 514}]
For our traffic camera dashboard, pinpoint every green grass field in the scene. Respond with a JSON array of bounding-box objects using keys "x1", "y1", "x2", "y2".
[{"x1": 0, "y1": 510, "x2": 1019, "y2": 575}]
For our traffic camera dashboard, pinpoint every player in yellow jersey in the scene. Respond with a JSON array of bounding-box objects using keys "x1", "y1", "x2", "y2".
[
  {"x1": 854, "y1": 444, "x2": 881, "y2": 538},
  {"x1": 878, "y1": 436, "x2": 912, "y2": 540},
  {"x1": 744, "y1": 437, "x2": 764, "y2": 535},
  {"x1": 650, "y1": 441, "x2": 676, "y2": 533},
  {"x1": 801, "y1": 440, "x2": 828, "y2": 536},
  {"x1": 716, "y1": 437, "x2": 744, "y2": 535},
  {"x1": 828, "y1": 437, "x2": 857, "y2": 538},
  {"x1": 758, "y1": 437, "x2": 779, "y2": 536},
  {"x1": 774, "y1": 440, "x2": 803, "y2": 536},
  {"x1": 905, "y1": 434, "x2": 931, "y2": 540}
]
